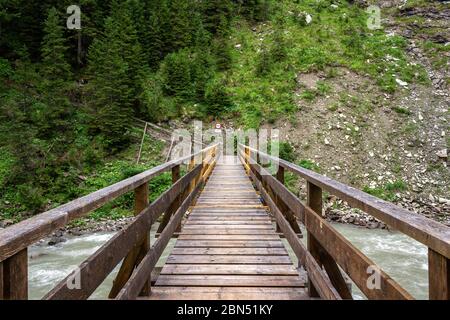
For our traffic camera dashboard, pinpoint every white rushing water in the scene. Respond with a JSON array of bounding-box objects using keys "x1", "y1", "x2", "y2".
[
  {"x1": 332, "y1": 223, "x2": 428, "y2": 300},
  {"x1": 28, "y1": 223, "x2": 429, "y2": 300},
  {"x1": 28, "y1": 224, "x2": 175, "y2": 300}
]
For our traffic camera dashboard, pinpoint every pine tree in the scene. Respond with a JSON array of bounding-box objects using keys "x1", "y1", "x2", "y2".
[
  {"x1": 144, "y1": 2, "x2": 166, "y2": 68},
  {"x1": 41, "y1": 7, "x2": 71, "y2": 81},
  {"x1": 204, "y1": 77, "x2": 232, "y2": 116},
  {"x1": 159, "y1": 49, "x2": 193, "y2": 99},
  {"x1": 201, "y1": 0, "x2": 233, "y2": 34},
  {"x1": 109, "y1": 1, "x2": 148, "y2": 95},
  {"x1": 87, "y1": 16, "x2": 134, "y2": 151},
  {"x1": 165, "y1": 0, "x2": 197, "y2": 52},
  {"x1": 191, "y1": 24, "x2": 215, "y2": 100}
]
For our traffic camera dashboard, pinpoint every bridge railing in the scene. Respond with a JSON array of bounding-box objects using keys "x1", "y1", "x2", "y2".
[
  {"x1": 0, "y1": 143, "x2": 219, "y2": 300},
  {"x1": 238, "y1": 144, "x2": 450, "y2": 300}
]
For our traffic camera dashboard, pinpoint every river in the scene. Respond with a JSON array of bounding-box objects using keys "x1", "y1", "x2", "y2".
[{"x1": 28, "y1": 223, "x2": 428, "y2": 300}]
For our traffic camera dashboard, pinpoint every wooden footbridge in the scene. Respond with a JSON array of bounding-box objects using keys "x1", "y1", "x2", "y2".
[{"x1": 0, "y1": 143, "x2": 449, "y2": 300}]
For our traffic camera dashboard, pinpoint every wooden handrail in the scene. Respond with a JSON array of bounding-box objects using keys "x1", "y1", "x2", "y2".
[
  {"x1": 239, "y1": 144, "x2": 450, "y2": 300},
  {"x1": 239, "y1": 144, "x2": 450, "y2": 259},
  {"x1": 245, "y1": 163, "x2": 341, "y2": 300},
  {"x1": 117, "y1": 149, "x2": 218, "y2": 299},
  {"x1": 242, "y1": 154, "x2": 413, "y2": 300},
  {"x1": 0, "y1": 144, "x2": 219, "y2": 263},
  {"x1": 42, "y1": 164, "x2": 204, "y2": 300}
]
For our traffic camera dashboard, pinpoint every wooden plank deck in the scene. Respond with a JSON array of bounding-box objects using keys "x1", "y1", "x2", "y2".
[{"x1": 150, "y1": 156, "x2": 309, "y2": 300}]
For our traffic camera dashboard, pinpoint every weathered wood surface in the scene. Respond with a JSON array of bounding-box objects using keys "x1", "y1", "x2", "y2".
[
  {"x1": 241, "y1": 144, "x2": 450, "y2": 259},
  {"x1": 109, "y1": 182, "x2": 150, "y2": 298},
  {"x1": 145, "y1": 287, "x2": 310, "y2": 300},
  {"x1": 0, "y1": 248, "x2": 28, "y2": 300},
  {"x1": 429, "y1": 249, "x2": 450, "y2": 300},
  {"x1": 153, "y1": 157, "x2": 309, "y2": 300}
]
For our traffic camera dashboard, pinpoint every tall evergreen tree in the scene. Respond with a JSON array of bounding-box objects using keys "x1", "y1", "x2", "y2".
[
  {"x1": 144, "y1": 1, "x2": 167, "y2": 68},
  {"x1": 201, "y1": 0, "x2": 233, "y2": 34},
  {"x1": 87, "y1": 11, "x2": 137, "y2": 151},
  {"x1": 41, "y1": 7, "x2": 71, "y2": 81}
]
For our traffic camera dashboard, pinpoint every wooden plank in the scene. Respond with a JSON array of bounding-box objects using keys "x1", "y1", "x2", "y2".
[
  {"x1": 188, "y1": 217, "x2": 270, "y2": 221},
  {"x1": 185, "y1": 221, "x2": 271, "y2": 225},
  {"x1": 155, "y1": 275, "x2": 304, "y2": 287},
  {"x1": 175, "y1": 240, "x2": 285, "y2": 248},
  {"x1": 1, "y1": 248, "x2": 28, "y2": 300},
  {"x1": 196, "y1": 201, "x2": 262, "y2": 206},
  {"x1": 43, "y1": 165, "x2": 203, "y2": 300},
  {"x1": 196, "y1": 193, "x2": 257, "y2": 197},
  {"x1": 160, "y1": 264, "x2": 299, "y2": 276},
  {"x1": 252, "y1": 160, "x2": 349, "y2": 298},
  {"x1": 183, "y1": 225, "x2": 273, "y2": 230},
  {"x1": 157, "y1": 165, "x2": 182, "y2": 235},
  {"x1": 191, "y1": 207, "x2": 265, "y2": 211},
  {"x1": 116, "y1": 180, "x2": 204, "y2": 300},
  {"x1": 170, "y1": 248, "x2": 288, "y2": 255},
  {"x1": 166, "y1": 255, "x2": 292, "y2": 265},
  {"x1": 180, "y1": 229, "x2": 276, "y2": 235},
  {"x1": 178, "y1": 235, "x2": 279, "y2": 241},
  {"x1": 146, "y1": 287, "x2": 310, "y2": 300},
  {"x1": 190, "y1": 211, "x2": 267, "y2": 215},
  {"x1": 429, "y1": 249, "x2": 450, "y2": 300},
  {"x1": 0, "y1": 144, "x2": 219, "y2": 262},
  {"x1": 251, "y1": 162, "x2": 305, "y2": 223}
]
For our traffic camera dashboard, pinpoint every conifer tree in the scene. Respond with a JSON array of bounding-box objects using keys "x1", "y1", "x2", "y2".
[
  {"x1": 41, "y1": 7, "x2": 71, "y2": 81},
  {"x1": 201, "y1": 0, "x2": 233, "y2": 34},
  {"x1": 159, "y1": 49, "x2": 193, "y2": 99},
  {"x1": 145, "y1": 2, "x2": 166, "y2": 68},
  {"x1": 87, "y1": 15, "x2": 134, "y2": 151}
]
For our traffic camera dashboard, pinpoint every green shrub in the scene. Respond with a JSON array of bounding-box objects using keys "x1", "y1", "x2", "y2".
[
  {"x1": 393, "y1": 107, "x2": 411, "y2": 115},
  {"x1": 363, "y1": 180, "x2": 408, "y2": 202},
  {"x1": 298, "y1": 159, "x2": 320, "y2": 172},
  {"x1": 279, "y1": 142, "x2": 295, "y2": 162}
]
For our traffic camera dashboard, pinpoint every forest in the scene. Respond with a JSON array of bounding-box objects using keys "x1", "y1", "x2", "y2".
[{"x1": 0, "y1": 0, "x2": 271, "y2": 219}]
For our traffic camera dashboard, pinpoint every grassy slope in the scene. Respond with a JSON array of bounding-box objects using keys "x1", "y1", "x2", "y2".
[{"x1": 226, "y1": 0, "x2": 428, "y2": 128}]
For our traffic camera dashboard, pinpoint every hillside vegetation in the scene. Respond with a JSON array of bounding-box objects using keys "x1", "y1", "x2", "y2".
[{"x1": 0, "y1": 0, "x2": 448, "y2": 226}]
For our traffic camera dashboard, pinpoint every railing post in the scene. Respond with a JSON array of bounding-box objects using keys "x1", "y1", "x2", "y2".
[
  {"x1": 109, "y1": 182, "x2": 150, "y2": 298},
  {"x1": 275, "y1": 167, "x2": 285, "y2": 233},
  {"x1": 0, "y1": 248, "x2": 28, "y2": 300},
  {"x1": 245, "y1": 147, "x2": 250, "y2": 175},
  {"x1": 172, "y1": 165, "x2": 183, "y2": 233},
  {"x1": 188, "y1": 155, "x2": 196, "y2": 192},
  {"x1": 307, "y1": 181, "x2": 323, "y2": 298},
  {"x1": 429, "y1": 249, "x2": 450, "y2": 300},
  {"x1": 156, "y1": 165, "x2": 181, "y2": 236},
  {"x1": 306, "y1": 181, "x2": 351, "y2": 299},
  {"x1": 134, "y1": 182, "x2": 150, "y2": 296}
]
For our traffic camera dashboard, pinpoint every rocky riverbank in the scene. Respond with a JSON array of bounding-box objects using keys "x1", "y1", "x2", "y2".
[
  {"x1": 33, "y1": 217, "x2": 135, "y2": 247},
  {"x1": 325, "y1": 194, "x2": 450, "y2": 229}
]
